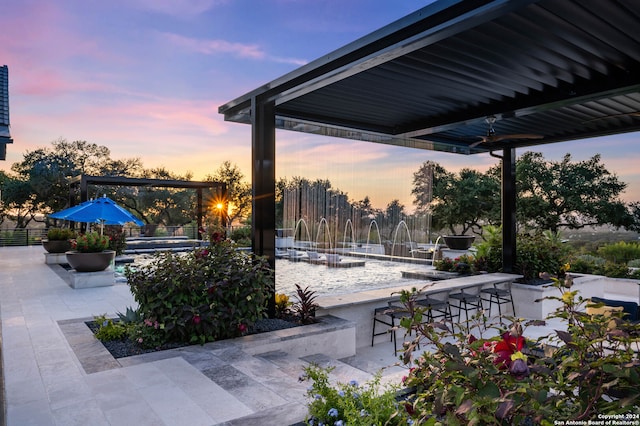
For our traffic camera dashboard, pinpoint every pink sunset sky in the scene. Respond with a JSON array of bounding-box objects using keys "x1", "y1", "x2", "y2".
[{"x1": 1, "y1": 0, "x2": 639, "y2": 212}]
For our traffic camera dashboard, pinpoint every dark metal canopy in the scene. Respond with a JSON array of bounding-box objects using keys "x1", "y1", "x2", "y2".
[
  {"x1": 220, "y1": 0, "x2": 640, "y2": 155},
  {"x1": 219, "y1": 0, "x2": 640, "y2": 299}
]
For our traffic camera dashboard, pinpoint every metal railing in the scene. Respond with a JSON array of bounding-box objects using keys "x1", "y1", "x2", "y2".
[
  {"x1": 0, "y1": 225, "x2": 246, "y2": 247},
  {"x1": 0, "y1": 228, "x2": 48, "y2": 247}
]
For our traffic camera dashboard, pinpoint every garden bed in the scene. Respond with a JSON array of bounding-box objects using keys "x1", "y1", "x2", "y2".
[{"x1": 86, "y1": 317, "x2": 302, "y2": 358}]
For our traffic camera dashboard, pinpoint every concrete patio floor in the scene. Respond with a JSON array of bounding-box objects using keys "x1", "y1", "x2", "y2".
[{"x1": 0, "y1": 246, "x2": 413, "y2": 426}]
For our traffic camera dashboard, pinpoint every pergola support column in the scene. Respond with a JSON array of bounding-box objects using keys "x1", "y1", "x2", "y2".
[
  {"x1": 502, "y1": 148, "x2": 516, "y2": 273},
  {"x1": 251, "y1": 95, "x2": 276, "y2": 317}
]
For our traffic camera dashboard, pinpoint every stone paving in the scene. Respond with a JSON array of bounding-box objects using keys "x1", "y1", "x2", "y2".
[{"x1": 0, "y1": 246, "x2": 408, "y2": 426}]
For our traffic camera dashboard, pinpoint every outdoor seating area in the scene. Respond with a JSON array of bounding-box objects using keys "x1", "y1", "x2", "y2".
[{"x1": 3, "y1": 242, "x2": 640, "y2": 424}]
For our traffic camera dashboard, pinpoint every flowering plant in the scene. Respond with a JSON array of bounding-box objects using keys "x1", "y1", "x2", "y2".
[
  {"x1": 71, "y1": 232, "x2": 110, "y2": 253},
  {"x1": 127, "y1": 231, "x2": 273, "y2": 347},
  {"x1": 434, "y1": 254, "x2": 477, "y2": 274},
  {"x1": 397, "y1": 280, "x2": 640, "y2": 424},
  {"x1": 302, "y1": 364, "x2": 411, "y2": 425}
]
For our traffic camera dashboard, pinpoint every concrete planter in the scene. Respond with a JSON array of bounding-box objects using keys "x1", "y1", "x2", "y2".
[
  {"x1": 65, "y1": 250, "x2": 116, "y2": 272},
  {"x1": 512, "y1": 274, "x2": 608, "y2": 320}
]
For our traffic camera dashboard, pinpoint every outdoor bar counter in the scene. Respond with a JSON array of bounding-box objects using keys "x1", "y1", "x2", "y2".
[{"x1": 316, "y1": 272, "x2": 522, "y2": 349}]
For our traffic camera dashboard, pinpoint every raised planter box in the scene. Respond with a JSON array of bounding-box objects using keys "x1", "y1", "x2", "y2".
[
  {"x1": 230, "y1": 315, "x2": 355, "y2": 359},
  {"x1": 511, "y1": 274, "x2": 633, "y2": 320}
]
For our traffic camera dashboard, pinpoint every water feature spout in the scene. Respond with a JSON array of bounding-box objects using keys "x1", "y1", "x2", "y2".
[
  {"x1": 342, "y1": 219, "x2": 356, "y2": 254},
  {"x1": 315, "y1": 217, "x2": 333, "y2": 252},
  {"x1": 391, "y1": 220, "x2": 413, "y2": 258},
  {"x1": 293, "y1": 218, "x2": 313, "y2": 251},
  {"x1": 365, "y1": 220, "x2": 383, "y2": 258}
]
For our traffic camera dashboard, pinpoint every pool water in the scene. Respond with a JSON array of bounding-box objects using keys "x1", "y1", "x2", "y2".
[{"x1": 275, "y1": 257, "x2": 433, "y2": 297}]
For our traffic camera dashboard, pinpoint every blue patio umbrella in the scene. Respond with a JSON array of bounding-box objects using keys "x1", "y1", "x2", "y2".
[{"x1": 49, "y1": 195, "x2": 144, "y2": 233}]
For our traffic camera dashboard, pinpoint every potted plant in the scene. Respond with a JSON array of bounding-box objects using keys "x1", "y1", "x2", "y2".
[
  {"x1": 65, "y1": 232, "x2": 115, "y2": 272},
  {"x1": 42, "y1": 228, "x2": 77, "y2": 253}
]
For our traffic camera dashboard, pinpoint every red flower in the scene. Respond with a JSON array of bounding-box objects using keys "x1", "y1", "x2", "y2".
[
  {"x1": 193, "y1": 314, "x2": 201, "y2": 325},
  {"x1": 492, "y1": 331, "x2": 525, "y2": 368},
  {"x1": 468, "y1": 330, "x2": 526, "y2": 369},
  {"x1": 238, "y1": 323, "x2": 248, "y2": 334}
]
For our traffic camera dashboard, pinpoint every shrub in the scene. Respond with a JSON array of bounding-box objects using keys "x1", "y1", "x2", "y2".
[
  {"x1": 515, "y1": 232, "x2": 569, "y2": 282},
  {"x1": 302, "y1": 364, "x2": 411, "y2": 425},
  {"x1": 93, "y1": 314, "x2": 127, "y2": 341},
  {"x1": 274, "y1": 293, "x2": 292, "y2": 319},
  {"x1": 628, "y1": 259, "x2": 640, "y2": 268},
  {"x1": 104, "y1": 226, "x2": 127, "y2": 255},
  {"x1": 434, "y1": 254, "x2": 476, "y2": 274},
  {"x1": 597, "y1": 241, "x2": 640, "y2": 264},
  {"x1": 601, "y1": 261, "x2": 631, "y2": 278},
  {"x1": 71, "y1": 232, "x2": 110, "y2": 252},
  {"x1": 126, "y1": 236, "x2": 274, "y2": 346},
  {"x1": 230, "y1": 226, "x2": 251, "y2": 247},
  {"x1": 567, "y1": 254, "x2": 606, "y2": 274},
  {"x1": 397, "y1": 280, "x2": 640, "y2": 424},
  {"x1": 47, "y1": 227, "x2": 76, "y2": 240}
]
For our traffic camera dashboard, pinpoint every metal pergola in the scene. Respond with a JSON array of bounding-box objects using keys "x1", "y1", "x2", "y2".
[
  {"x1": 68, "y1": 175, "x2": 226, "y2": 238},
  {"x1": 219, "y1": 0, "x2": 640, "y2": 275}
]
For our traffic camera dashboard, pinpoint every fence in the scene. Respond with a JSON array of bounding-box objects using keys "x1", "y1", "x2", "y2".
[
  {"x1": 0, "y1": 228, "x2": 48, "y2": 247},
  {"x1": 0, "y1": 225, "x2": 222, "y2": 247},
  {"x1": 0, "y1": 225, "x2": 248, "y2": 247}
]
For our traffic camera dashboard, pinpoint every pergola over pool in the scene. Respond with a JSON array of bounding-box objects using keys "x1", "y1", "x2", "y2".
[{"x1": 219, "y1": 0, "x2": 640, "y2": 275}]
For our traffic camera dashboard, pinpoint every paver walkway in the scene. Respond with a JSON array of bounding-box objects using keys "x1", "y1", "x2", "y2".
[{"x1": 0, "y1": 246, "x2": 407, "y2": 426}]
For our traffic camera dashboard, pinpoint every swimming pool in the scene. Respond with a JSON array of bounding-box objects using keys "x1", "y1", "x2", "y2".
[{"x1": 275, "y1": 256, "x2": 432, "y2": 297}]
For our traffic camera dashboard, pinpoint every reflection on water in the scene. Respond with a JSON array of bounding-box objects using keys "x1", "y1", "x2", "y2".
[{"x1": 275, "y1": 257, "x2": 432, "y2": 297}]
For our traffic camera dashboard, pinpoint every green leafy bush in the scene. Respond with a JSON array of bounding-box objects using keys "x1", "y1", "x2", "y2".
[
  {"x1": 46, "y1": 227, "x2": 76, "y2": 241},
  {"x1": 628, "y1": 259, "x2": 640, "y2": 268},
  {"x1": 567, "y1": 254, "x2": 606, "y2": 274},
  {"x1": 230, "y1": 226, "x2": 251, "y2": 247},
  {"x1": 601, "y1": 261, "x2": 632, "y2": 278},
  {"x1": 71, "y1": 232, "x2": 110, "y2": 253},
  {"x1": 597, "y1": 241, "x2": 640, "y2": 264},
  {"x1": 396, "y1": 280, "x2": 640, "y2": 425},
  {"x1": 104, "y1": 226, "x2": 127, "y2": 255},
  {"x1": 93, "y1": 314, "x2": 127, "y2": 341},
  {"x1": 515, "y1": 232, "x2": 569, "y2": 282},
  {"x1": 126, "y1": 234, "x2": 273, "y2": 346}
]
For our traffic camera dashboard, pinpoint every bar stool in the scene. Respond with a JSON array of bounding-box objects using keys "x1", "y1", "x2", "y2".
[
  {"x1": 416, "y1": 290, "x2": 453, "y2": 323},
  {"x1": 371, "y1": 302, "x2": 412, "y2": 355},
  {"x1": 481, "y1": 281, "x2": 515, "y2": 320},
  {"x1": 449, "y1": 285, "x2": 483, "y2": 330}
]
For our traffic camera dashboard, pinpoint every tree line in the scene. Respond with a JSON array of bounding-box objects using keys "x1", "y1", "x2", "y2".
[
  {"x1": 1, "y1": 138, "x2": 639, "y2": 237},
  {"x1": 0, "y1": 139, "x2": 250, "y2": 230}
]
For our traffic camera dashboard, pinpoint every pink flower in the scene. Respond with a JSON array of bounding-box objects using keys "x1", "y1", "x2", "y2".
[
  {"x1": 137, "y1": 338, "x2": 143, "y2": 344},
  {"x1": 238, "y1": 323, "x2": 248, "y2": 334},
  {"x1": 193, "y1": 315, "x2": 201, "y2": 325}
]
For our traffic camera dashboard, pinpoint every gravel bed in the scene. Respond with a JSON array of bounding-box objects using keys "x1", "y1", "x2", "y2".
[{"x1": 86, "y1": 317, "x2": 301, "y2": 359}]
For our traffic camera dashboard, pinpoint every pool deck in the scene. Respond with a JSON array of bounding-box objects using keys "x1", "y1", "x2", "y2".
[{"x1": 0, "y1": 246, "x2": 415, "y2": 426}]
